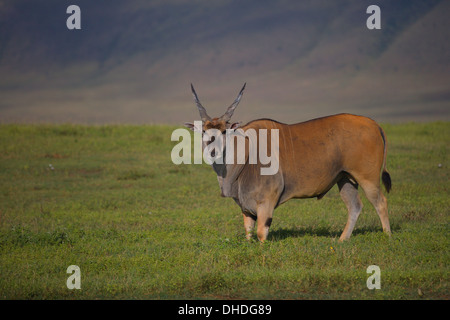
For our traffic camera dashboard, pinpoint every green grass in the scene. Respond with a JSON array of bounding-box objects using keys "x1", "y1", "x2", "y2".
[{"x1": 0, "y1": 122, "x2": 448, "y2": 299}]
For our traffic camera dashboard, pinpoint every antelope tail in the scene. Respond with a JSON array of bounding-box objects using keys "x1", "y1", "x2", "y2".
[{"x1": 379, "y1": 126, "x2": 392, "y2": 193}]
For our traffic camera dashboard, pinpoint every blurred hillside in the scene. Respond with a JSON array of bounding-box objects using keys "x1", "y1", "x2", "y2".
[{"x1": 0, "y1": 0, "x2": 449, "y2": 124}]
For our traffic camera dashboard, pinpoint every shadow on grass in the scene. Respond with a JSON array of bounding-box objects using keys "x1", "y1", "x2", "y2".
[{"x1": 269, "y1": 224, "x2": 401, "y2": 241}]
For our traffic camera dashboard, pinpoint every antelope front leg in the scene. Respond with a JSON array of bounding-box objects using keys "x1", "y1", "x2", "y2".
[
  {"x1": 256, "y1": 203, "x2": 274, "y2": 242},
  {"x1": 242, "y1": 212, "x2": 256, "y2": 240}
]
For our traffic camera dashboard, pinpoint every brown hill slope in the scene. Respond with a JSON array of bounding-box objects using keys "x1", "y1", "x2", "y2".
[{"x1": 0, "y1": 0, "x2": 448, "y2": 124}]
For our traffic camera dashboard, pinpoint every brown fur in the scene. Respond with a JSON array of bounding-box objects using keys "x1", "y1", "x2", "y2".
[
  {"x1": 199, "y1": 113, "x2": 392, "y2": 242},
  {"x1": 204, "y1": 118, "x2": 227, "y2": 132}
]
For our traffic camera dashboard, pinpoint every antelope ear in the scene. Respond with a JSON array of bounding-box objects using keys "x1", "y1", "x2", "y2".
[
  {"x1": 229, "y1": 122, "x2": 241, "y2": 130},
  {"x1": 184, "y1": 122, "x2": 202, "y2": 133}
]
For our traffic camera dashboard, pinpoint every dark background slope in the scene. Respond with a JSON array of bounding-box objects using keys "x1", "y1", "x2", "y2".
[{"x1": 0, "y1": 0, "x2": 449, "y2": 124}]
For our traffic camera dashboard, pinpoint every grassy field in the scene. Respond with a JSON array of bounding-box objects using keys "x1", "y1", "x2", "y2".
[{"x1": 0, "y1": 122, "x2": 448, "y2": 299}]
